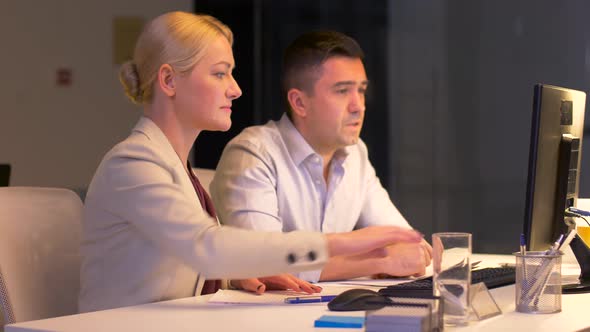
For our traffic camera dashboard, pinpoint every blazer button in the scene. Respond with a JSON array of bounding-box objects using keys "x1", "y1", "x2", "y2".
[
  {"x1": 307, "y1": 251, "x2": 317, "y2": 261},
  {"x1": 287, "y1": 253, "x2": 297, "y2": 264}
]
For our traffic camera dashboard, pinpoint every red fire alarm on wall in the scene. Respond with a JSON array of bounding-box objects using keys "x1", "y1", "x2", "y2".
[{"x1": 56, "y1": 68, "x2": 72, "y2": 86}]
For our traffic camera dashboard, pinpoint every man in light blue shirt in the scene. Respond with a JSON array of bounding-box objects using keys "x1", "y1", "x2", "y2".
[{"x1": 211, "y1": 31, "x2": 431, "y2": 282}]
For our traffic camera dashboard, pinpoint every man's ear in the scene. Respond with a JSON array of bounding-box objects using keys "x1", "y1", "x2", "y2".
[
  {"x1": 287, "y1": 88, "x2": 308, "y2": 118},
  {"x1": 157, "y1": 64, "x2": 176, "y2": 97}
]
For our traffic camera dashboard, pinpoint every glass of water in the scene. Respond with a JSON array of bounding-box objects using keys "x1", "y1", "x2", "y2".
[{"x1": 432, "y1": 232, "x2": 472, "y2": 326}]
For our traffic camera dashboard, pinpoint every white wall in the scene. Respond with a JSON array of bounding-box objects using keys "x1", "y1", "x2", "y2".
[{"x1": 0, "y1": 0, "x2": 192, "y2": 190}]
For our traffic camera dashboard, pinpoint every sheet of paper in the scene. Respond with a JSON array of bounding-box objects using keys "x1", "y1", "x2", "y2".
[
  {"x1": 209, "y1": 265, "x2": 439, "y2": 304},
  {"x1": 321, "y1": 265, "x2": 434, "y2": 287},
  {"x1": 319, "y1": 278, "x2": 415, "y2": 288},
  {"x1": 208, "y1": 285, "x2": 347, "y2": 305}
]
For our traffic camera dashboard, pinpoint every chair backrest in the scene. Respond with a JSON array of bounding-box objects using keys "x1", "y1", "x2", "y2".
[
  {"x1": 0, "y1": 187, "x2": 82, "y2": 328},
  {"x1": 192, "y1": 168, "x2": 216, "y2": 195}
]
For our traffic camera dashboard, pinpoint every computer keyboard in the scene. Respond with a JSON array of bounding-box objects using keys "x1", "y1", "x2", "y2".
[{"x1": 378, "y1": 266, "x2": 516, "y2": 298}]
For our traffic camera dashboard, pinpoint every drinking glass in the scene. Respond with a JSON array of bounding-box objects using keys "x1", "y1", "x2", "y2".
[{"x1": 432, "y1": 232, "x2": 472, "y2": 326}]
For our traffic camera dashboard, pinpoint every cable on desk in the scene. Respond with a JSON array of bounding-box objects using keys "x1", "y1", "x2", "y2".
[{"x1": 564, "y1": 208, "x2": 590, "y2": 227}]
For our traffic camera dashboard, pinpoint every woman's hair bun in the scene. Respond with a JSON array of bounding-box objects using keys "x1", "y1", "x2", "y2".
[{"x1": 119, "y1": 61, "x2": 142, "y2": 104}]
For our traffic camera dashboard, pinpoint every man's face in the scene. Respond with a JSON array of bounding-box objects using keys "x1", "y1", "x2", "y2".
[{"x1": 300, "y1": 56, "x2": 368, "y2": 153}]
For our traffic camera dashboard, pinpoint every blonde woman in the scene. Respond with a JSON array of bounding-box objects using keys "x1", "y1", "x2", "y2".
[{"x1": 78, "y1": 11, "x2": 423, "y2": 313}]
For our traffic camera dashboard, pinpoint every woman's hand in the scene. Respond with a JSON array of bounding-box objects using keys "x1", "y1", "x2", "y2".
[{"x1": 231, "y1": 274, "x2": 322, "y2": 295}]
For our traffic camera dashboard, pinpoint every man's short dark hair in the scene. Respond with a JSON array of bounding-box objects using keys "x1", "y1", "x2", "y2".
[{"x1": 282, "y1": 31, "x2": 365, "y2": 117}]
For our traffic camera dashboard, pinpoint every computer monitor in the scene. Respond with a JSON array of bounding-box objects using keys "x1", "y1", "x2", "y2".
[{"x1": 523, "y1": 83, "x2": 590, "y2": 293}]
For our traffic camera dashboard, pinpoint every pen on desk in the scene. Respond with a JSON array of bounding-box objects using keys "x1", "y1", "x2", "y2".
[{"x1": 284, "y1": 295, "x2": 337, "y2": 304}]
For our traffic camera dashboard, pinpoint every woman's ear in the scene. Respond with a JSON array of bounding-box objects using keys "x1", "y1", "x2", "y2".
[
  {"x1": 157, "y1": 64, "x2": 176, "y2": 97},
  {"x1": 287, "y1": 88, "x2": 307, "y2": 118}
]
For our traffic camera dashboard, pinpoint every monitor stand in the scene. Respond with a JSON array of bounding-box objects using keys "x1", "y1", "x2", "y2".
[{"x1": 563, "y1": 235, "x2": 590, "y2": 294}]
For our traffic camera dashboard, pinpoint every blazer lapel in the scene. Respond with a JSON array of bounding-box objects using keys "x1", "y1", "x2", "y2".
[{"x1": 131, "y1": 117, "x2": 200, "y2": 205}]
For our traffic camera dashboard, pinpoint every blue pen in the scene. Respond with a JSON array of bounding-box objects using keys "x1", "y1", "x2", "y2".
[
  {"x1": 520, "y1": 233, "x2": 527, "y2": 280},
  {"x1": 546, "y1": 234, "x2": 564, "y2": 254},
  {"x1": 284, "y1": 295, "x2": 337, "y2": 304},
  {"x1": 520, "y1": 233, "x2": 528, "y2": 294},
  {"x1": 559, "y1": 229, "x2": 577, "y2": 250},
  {"x1": 525, "y1": 233, "x2": 564, "y2": 306}
]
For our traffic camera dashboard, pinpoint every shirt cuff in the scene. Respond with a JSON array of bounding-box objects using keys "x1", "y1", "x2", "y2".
[{"x1": 294, "y1": 269, "x2": 323, "y2": 283}]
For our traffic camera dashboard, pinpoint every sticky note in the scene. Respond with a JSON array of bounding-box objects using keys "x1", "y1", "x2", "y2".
[{"x1": 314, "y1": 315, "x2": 364, "y2": 328}]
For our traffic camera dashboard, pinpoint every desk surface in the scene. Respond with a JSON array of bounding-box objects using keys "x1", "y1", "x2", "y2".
[{"x1": 6, "y1": 254, "x2": 590, "y2": 332}]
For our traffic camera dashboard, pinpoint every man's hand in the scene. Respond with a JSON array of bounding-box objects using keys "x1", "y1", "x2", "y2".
[
  {"x1": 373, "y1": 239, "x2": 433, "y2": 278},
  {"x1": 326, "y1": 225, "x2": 423, "y2": 257},
  {"x1": 231, "y1": 274, "x2": 322, "y2": 295},
  {"x1": 420, "y1": 239, "x2": 433, "y2": 265}
]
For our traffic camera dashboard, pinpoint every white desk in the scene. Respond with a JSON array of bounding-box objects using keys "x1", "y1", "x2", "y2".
[{"x1": 6, "y1": 254, "x2": 590, "y2": 332}]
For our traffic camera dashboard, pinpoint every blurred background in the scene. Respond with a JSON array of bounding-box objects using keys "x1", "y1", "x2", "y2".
[{"x1": 2, "y1": 0, "x2": 590, "y2": 253}]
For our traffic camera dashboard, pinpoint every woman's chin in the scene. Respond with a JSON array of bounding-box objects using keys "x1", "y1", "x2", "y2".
[
  {"x1": 199, "y1": 118, "x2": 232, "y2": 132},
  {"x1": 219, "y1": 120, "x2": 232, "y2": 132},
  {"x1": 210, "y1": 120, "x2": 232, "y2": 132}
]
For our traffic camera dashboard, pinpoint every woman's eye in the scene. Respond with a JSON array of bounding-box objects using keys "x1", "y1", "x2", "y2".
[{"x1": 215, "y1": 72, "x2": 226, "y2": 78}]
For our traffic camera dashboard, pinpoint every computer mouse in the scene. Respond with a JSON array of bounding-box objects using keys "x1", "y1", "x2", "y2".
[{"x1": 328, "y1": 288, "x2": 392, "y2": 311}]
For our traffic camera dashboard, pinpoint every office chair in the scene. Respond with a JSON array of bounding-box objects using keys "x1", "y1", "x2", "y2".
[
  {"x1": 0, "y1": 187, "x2": 83, "y2": 329},
  {"x1": 192, "y1": 167, "x2": 216, "y2": 195}
]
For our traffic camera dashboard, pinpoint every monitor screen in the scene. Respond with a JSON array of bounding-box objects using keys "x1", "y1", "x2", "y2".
[{"x1": 523, "y1": 84, "x2": 586, "y2": 251}]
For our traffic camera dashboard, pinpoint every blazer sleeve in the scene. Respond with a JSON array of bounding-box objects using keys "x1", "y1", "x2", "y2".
[{"x1": 96, "y1": 147, "x2": 328, "y2": 279}]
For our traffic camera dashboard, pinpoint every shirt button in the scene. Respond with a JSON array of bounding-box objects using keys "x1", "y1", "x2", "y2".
[
  {"x1": 313, "y1": 156, "x2": 320, "y2": 163},
  {"x1": 315, "y1": 179, "x2": 321, "y2": 185},
  {"x1": 287, "y1": 253, "x2": 297, "y2": 264}
]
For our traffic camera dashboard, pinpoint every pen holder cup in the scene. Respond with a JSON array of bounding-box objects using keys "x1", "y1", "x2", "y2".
[{"x1": 514, "y1": 251, "x2": 562, "y2": 314}]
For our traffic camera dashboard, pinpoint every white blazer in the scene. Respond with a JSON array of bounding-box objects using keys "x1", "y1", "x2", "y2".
[{"x1": 79, "y1": 117, "x2": 327, "y2": 313}]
